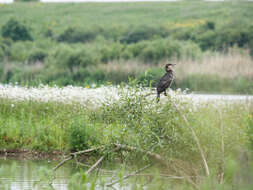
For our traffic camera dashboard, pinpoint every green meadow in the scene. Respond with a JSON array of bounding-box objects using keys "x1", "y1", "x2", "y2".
[{"x1": 0, "y1": 1, "x2": 253, "y2": 93}]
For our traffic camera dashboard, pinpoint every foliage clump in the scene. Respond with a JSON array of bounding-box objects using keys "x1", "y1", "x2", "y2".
[
  {"x1": 69, "y1": 120, "x2": 99, "y2": 151},
  {"x1": 57, "y1": 27, "x2": 97, "y2": 43},
  {"x1": 1, "y1": 18, "x2": 33, "y2": 42}
]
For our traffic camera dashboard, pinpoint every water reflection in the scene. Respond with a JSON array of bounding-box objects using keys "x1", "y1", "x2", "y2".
[
  {"x1": 0, "y1": 158, "x2": 132, "y2": 190},
  {"x1": 0, "y1": 158, "x2": 69, "y2": 190}
]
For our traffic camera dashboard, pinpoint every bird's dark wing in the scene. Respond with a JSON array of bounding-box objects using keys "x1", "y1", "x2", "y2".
[{"x1": 157, "y1": 71, "x2": 174, "y2": 94}]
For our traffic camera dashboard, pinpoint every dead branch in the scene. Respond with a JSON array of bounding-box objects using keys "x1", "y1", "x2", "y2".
[
  {"x1": 76, "y1": 161, "x2": 114, "y2": 174},
  {"x1": 70, "y1": 146, "x2": 104, "y2": 156},
  {"x1": 75, "y1": 161, "x2": 91, "y2": 168},
  {"x1": 86, "y1": 155, "x2": 105, "y2": 175},
  {"x1": 106, "y1": 164, "x2": 151, "y2": 187},
  {"x1": 53, "y1": 156, "x2": 73, "y2": 171},
  {"x1": 114, "y1": 143, "x2": 167, "y2": 167},
  {"x1": 172, "y1": 164, "x2": 200, "y2": 189},
  {"x1": 53, "y1": 146, "x2": 104, "y2": 172},
  {"x1": 126, "y1": 173, "x2": 185, "y2": 179},
  {"x1": 171, "y1": 101, "x2": 210, "y2": 177}
]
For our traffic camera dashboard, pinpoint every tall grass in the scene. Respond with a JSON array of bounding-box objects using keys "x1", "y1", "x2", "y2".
[
  {"x1": 171, "y1": 48, "x2": 253, "y2": 94},
  {"x1": 175, "y1": 48, "x2": 253, "y2": 80}
]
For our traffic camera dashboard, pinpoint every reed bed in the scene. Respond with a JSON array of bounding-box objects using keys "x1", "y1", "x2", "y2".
[{"x1": 174, "y1": 49, "x2": 253, "y2": 80}]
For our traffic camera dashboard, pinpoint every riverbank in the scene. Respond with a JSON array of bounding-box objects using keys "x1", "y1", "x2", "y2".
[
  {"x1": 0, "y1": 149, "x2": 65, "y2": 160},
  {"x1": 0, "y1": 85, "x2": 253, "y2": 188}
]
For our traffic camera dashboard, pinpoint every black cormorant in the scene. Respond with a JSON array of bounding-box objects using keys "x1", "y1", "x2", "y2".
[{"x1": 156, "y1": 63, "x2": 176, "y2": 102}]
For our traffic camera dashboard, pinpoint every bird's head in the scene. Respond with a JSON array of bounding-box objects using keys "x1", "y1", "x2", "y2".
[{"x1": 165, "y1": 63, "x2": 176, "y2": 72}]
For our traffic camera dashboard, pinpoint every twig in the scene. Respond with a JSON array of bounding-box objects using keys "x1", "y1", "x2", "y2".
[
  {"x1": 85, "y1": 155, "x2": 105, "y2": 175},
  {"x1": 53, "y1": 156, "x2": 73, "y2": 171},
  {"x1": 172, "y1": 164, "x2": 199, "y2": 189},
  {"x1": 75, "y1": 161, "x2": 91, "y2": 168},
  {"x1": 76, "y1": 161, "x2": 114, "y2": 174},
  {"x1": 70, "y1": 146, "x2": 104, "y2": 156},
  {"x1": 106, "y1": 164, "x2": 151, "y2": 187},
  {"x1": 53, "y1": 146, "x2": 104, "y2": 172},
  {"x1": 126, "y1": 174, "x2": 185, "y2": 179},
  {"x1": 171, "y1": 101, "x2": 210, "y2": 177}
]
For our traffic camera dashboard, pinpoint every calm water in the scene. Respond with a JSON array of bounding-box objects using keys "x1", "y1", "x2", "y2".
[
  {"x1": 0, "y1": 158, "x2": 134, "y2": 190},
  {"x1": 0, "y1": 158, "x2": 70, "y2": 190}
]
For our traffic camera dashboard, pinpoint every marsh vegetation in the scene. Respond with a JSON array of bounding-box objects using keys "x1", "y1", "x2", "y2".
[
  {"x1": 1, "y1": 1, "x2": 253, "y2": 189},
  {"x1": 0, "y1": 84, "x2": 253, "y2": 189}
]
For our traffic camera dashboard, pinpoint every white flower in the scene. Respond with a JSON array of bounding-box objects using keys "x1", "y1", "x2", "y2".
[{"x1": 0, "y1": 83, "x2": 252, "y2": 108}]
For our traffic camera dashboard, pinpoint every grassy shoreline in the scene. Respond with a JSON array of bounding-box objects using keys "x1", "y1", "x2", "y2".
[{"x1": 0, "y1": 85, "x2": 253, "y2": 188}]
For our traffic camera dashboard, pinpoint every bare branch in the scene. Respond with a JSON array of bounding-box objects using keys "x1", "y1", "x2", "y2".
[
  {"x1": 53, "y1": 146, "x2": 104, "y2": 172},
  {"x1": 106, "y1": 164, "x2": 151, "y2": 187},
  {"x1": 70, "y1": 146, "x2": 104, "y2": 156},
  {"x1": 53, "y1": 156, "x2": 73, "y2": 171},
  {"x1": 86, "y1": 156, "x2": 105, "y2": 175}
]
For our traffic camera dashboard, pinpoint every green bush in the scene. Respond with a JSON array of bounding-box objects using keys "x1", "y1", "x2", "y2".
[
  {"x1": 205, "y1": 21, "x2": 215, "y2": 30},
  {"x1": 132, "y1": 38, "x2": 201, "y2": 63},
  {"x1": 28, "y1": 49, "x2": 48, "y2": 63},
  {"x1": 45, "y1": 44, "x2": 98, "y2": 71},
  {"x1": 9, "y1": 41, "x2": 33, "y2": 62},
  {"x1": 57, "y1": 27, "x2": 97, "y2": 43},
  {"x1": 194, "y1": 23, "x2": 253, "y2": 51},
  {"x1": 120, "y1": 25, "x2": 168, "y2": 44},
  {"x1": 69, "y1": 120, "x2": 98, "y2": 151},
  {"x1": 99, "y1": 42, "x2": 123, "y2": 63},
  {"x1": 0, "y1": 47, "x2": 4, "y2": 61},
  {"x1": 1, "y1": 18, "x2": 33, "y2": 41},
  {"x1": 195, "y1": 30, "x2": 217, "y2": 51},
  {"x1": 0, "y1": 37, "x2": 12, "y2": 60},
  {"x1": 137, "y1": 68, "x2": 163, "y2": 87}
]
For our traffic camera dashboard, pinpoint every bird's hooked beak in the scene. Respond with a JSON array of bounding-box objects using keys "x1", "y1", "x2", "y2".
[{"x1": 166, "y1": 63, "x2": 176, "y2": 71}]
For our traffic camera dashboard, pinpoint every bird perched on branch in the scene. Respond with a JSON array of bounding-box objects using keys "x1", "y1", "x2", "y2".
[{"x1": 156, "y1": 63, "x2": 176, "y2": 102}]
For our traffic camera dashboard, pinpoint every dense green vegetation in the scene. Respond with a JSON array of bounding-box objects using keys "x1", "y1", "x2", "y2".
[
  {"x1": 0, "y1": 1, "x2": 253, "y2": 93},
  {"x1": 0, "y1": 86, "x2": 253, "y2": 189},
  {"x1": 1, "y1": 2, "x2": 253, "y2": 188}
]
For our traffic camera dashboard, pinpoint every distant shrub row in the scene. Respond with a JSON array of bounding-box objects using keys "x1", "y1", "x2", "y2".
[
  {"x1": 1, "y1": 18, "x2": 253, "y2": 57},
  {"x1": 0, "y1": 35, "x2": 201, "y2": 64},
  {"x1": 1, "y1": 18, "x2": 253, "y2": 92}
]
